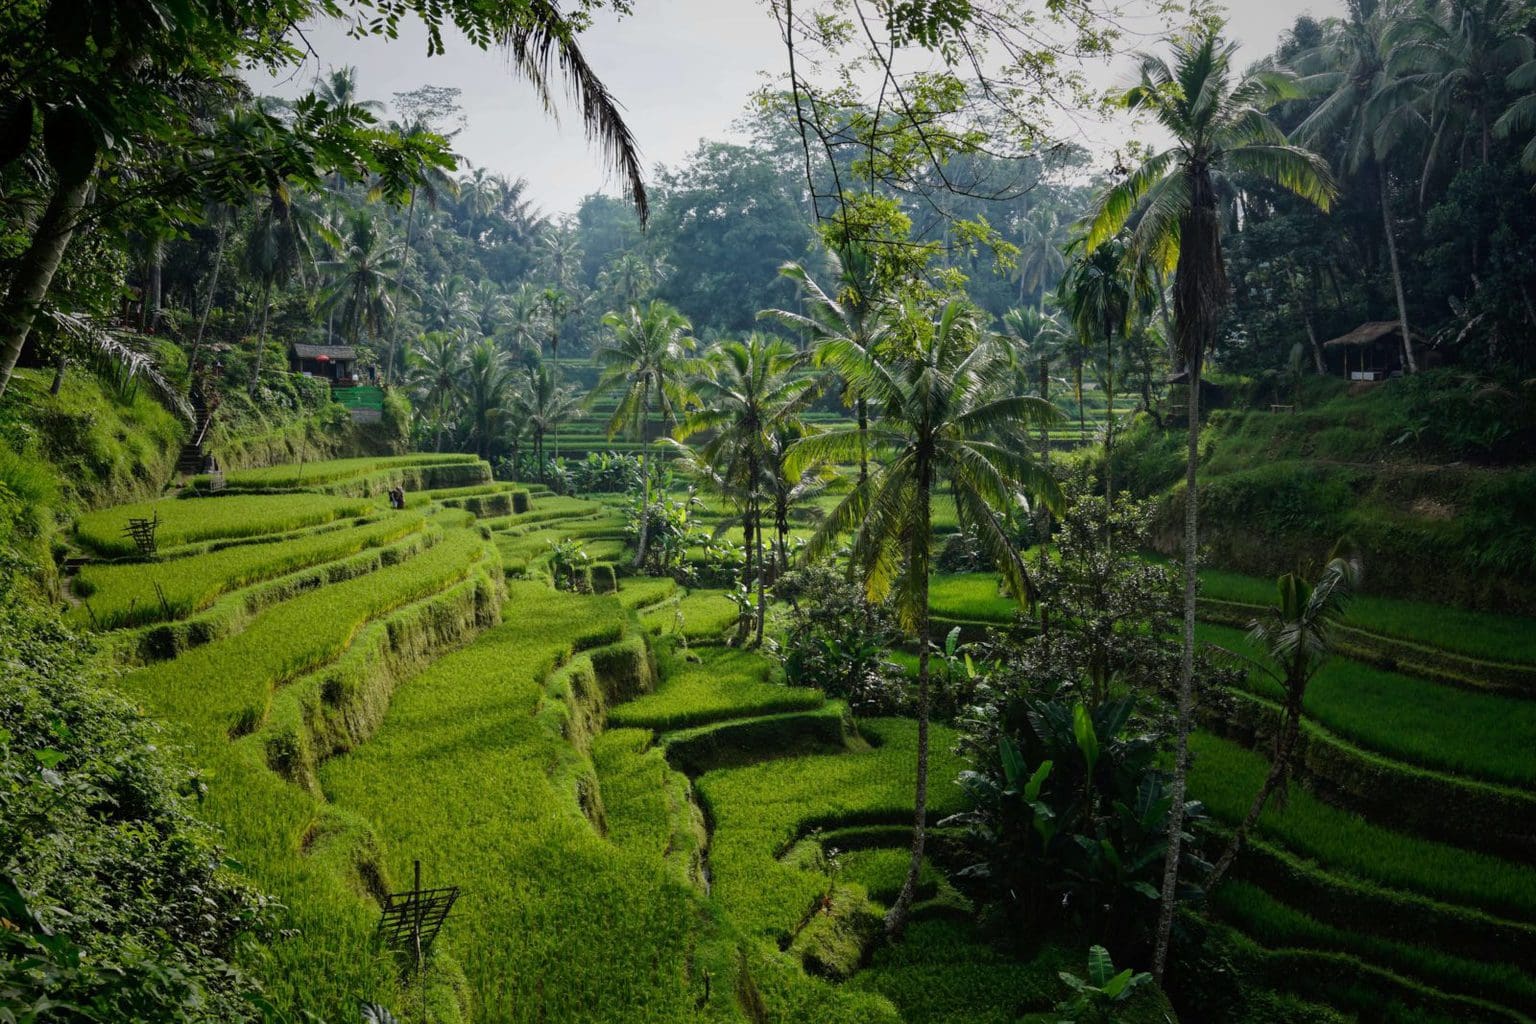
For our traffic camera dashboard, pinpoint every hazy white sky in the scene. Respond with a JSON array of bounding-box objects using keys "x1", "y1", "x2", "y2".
[{"x1": 252, "y1": 1, "x2": 1342, "y2": 217}]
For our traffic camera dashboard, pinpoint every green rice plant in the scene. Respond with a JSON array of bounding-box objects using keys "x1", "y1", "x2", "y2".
[
  {"x1": 1197, "y1": 566, "x2": 1536, "y2": 666},
  {"x1": 1201, "y1": 622, "x2": 1536, "y2": 787},
  {"x1": 617, "y1": 576, "x2": 678, "y2": 611},
  {"x1": 1215, "y1": 881, "x2": 1536, "y2": 1013},
  {"x1": 591, "y1": 727, "x2": 706, "y2": 885},
  {"x1": 834, "y1": 848, "x2": 942, "y2": 905},
  {"x1": 197, "y1": 453, "x2": 479, "y2": 490},
  {"x1": 695, "y1": 717, "x2": 966, "y2": 947},
  {"x1": 71, "y1": 514, "x2": 426, "y2": 628},
  {"x1": 609, "y1": 647, "x2": 825, "y2": 731},
  {"x1": 1189, "y1": 732, "x2": 1536, "y2": 920},
  {"x1": 928, "y1": 573, "x2": 1021, "y2": 624},
  {"x1": 640, "y1": 588, "x2": 740, "y2": 641},
  {"x1": 124, "y1": 528, "x2": 494, "y2": 739},
  {"x1": 318, "y1": 583, "x2": 719, "y2": 1022},
  {"x1": 74, "y1": 493, "x2": 377, "y2": 556}
]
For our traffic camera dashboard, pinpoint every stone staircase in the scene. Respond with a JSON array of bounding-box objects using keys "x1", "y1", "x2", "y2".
[{"x1": 176, "y1": 390, "x2": 217, "y2": 477}]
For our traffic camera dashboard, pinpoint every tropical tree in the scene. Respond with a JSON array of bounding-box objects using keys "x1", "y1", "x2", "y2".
[
  {"x1": 242, "y1": 184, "x2": 332, "y2": 393},
  {"x1": 503, "y1": 282, "x2": 548, "y2": 356},
  {"x1": 1293, "y1": 0, "x2": 1422, "y2": 373},
  {"x1": 675, "y1": 334, "x2": 821, "y2": 644},
  {"x1": 1083, "y1": 22, "x2": 1336, "y2": 977},
  {"x1": 1387, "y1": 0, "x2": 1533, "y2": 175},
  {"x1": 1206, "y1": 549, "x2": 1361, "y2": 891},
  {"x1": 1060, "y1": 236, "x2": 1144, "y2": 504},
  {"x1": 320, "y1": 210, "x2": 401, "y2": 349},
  {"x1": 461, "y1": 338, "x2": 512, "y2": 458},
  {"x1": 513, "y1": 360, "x2": 581, "y2": 480},
  {"x1": 410, "y1": 331, "x2": 466, "y2": 451},
  {"x1": 1495, "y1": 57, "x2": 1536, "y2": 171},
  {"x1": 762, "y1": 246, "x2": 892, "y2": 488},
  {"x1": 786, "y1": 297, "x2": 1064, "y2": 937},
  {"x1": 593, "y1": 300, "x2": 695, "y2": 566},
  {"x1": 422, "y1": 276, "x2": 476, "y2": 336},
  {"x1": 383, "y1": 118, "x2": 459, "y2": 382}
]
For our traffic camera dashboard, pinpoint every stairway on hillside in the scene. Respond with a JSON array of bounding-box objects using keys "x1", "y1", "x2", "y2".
[{"x1": 177, "y1": 390, "x2": 218, "y2": 477}]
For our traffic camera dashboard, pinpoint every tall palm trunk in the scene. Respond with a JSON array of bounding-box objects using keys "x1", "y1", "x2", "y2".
[
  {"x1": 190, "y1": 218, "x2": 228, "y2": 375},
  {"x1": 633, "y1": 385, "x2": 652, "y2": 569},
  {"x1": 0, "y1": 171, "x2": 95, "y2": 398},
  {"x1": 1103, "y1": 326, "x2": 1115, "y2": 508},
  {"x1": 1154, "y1": 167, "x2": 1224, "y2": 981},
  {"x1": 250, "y1": 280, "x2": 273, "y2": 394},
  {"x1": 1206, "y1": 675, "x2": 1302, "y2": 893},
  {"x1": 385, "y1": 184, "x2": 419, "y2": 385},
  {"x1": 1378, "y1": 163, "x2": 1417, "y2": 374},
  {"x1": 856, "y1": 396, "x2": 869, "y2": 488},
  {"x1": 887, "y1": 470, "x2": 933, "y2": 938}
]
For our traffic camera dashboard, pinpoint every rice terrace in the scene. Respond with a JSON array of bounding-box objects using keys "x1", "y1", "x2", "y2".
[{"x1": 3, "y1": 1, "x2": 1536, "y2": 1022}]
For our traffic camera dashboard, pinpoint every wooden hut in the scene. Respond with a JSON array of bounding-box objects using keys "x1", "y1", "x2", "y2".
[
  {"x1": 289, "y1": 343, "x2": 359, "y2": 385},
  {"x1": 1322, "y1": 322, "x2": 1425, "y2": 381}
]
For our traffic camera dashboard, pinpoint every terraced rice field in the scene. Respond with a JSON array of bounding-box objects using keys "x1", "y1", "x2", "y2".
[{"x1": 71, "y1": 450, "x2": 1536, "y2": 1023}]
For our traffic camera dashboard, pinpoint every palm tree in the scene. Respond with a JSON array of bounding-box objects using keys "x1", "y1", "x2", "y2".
[
  {"x1": 786, "y1": 297, "x2": 1064, "y2": 937},
  {"x1": 1207, "y1": 549, "x2": 1361, "y2": 891},
  {"x1": 410, "y1": 331, "x2": 466, "y2": 452},
  {"x1": 1000, "y1": 305, "x2": 1071, "y2": 469},
  {"x1": 592, "y1": 300, "x2": 695, "y2": 566},
  {"x1": 1494, "y1": 57, "x2": 1536, "y2": 171},
  {"x1": 320, "y1": 211, "x2": 401, "y2": 349},
  {"x1": 598, "y1": 249, "x2": 659, "y2": 306},
  {"x1": 1060, "y1": 236, "x2": 1144, "y2": 505},
  {"x1": 242, "y1": 185, "x2": 333, "y2": 394},
  {"x1": 421, "y1": 276, "x2": 476, "y2": 336},
  {"x1": 1293, "y1": 0, "x2": 1422, "y2": 373},
  {"x1": 762, "y1": 245, "x2": 891, "y2": 489},
  {"x1": 383, "y1": 118, "x2": 459, "y2": 383},
  {"x1": 1012, "y1": 206, "x2": 1069, "y2": 309},
  {"x1": 1084, "y1": 22, "x2": 1336, "y2": 978},
  {"x1": 675, "y1": 334, "x2": 821, "y2": 644},
  {"x1": 1387, "y1": 0, "x2": 1533, "y2": 175},
  {"x1": 470, "y1": 279, "x2": 508, "y2": 338},
  {"x1": 503, "y1": 282, "x2": 548, "y2": 357},
  {"x1": 539, "y1": 226, "x2": 583, "y2": 288},
  {"x1": 462, "y1": 339, "x2": 512, "y2": 459},
  {"x1": 514, "y1": 360, "x2": 581, "y2": 480}
]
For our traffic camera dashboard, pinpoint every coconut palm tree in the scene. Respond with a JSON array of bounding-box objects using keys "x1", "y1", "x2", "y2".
[
  {"x1": 1387, "y1": 0, "x2": 1533, "y2": 175},
  {"x1": 242, "y1": 185, "x2": 334, "y2": 394},
  {"x1": 1207, "y1": 548, "x2": 1361, "y2": 891},
  {"x1": 320, "y1": 211, "x2": 401, "y2": 349},
  {"x1": 410, "y1": 331, "x2": 466, "y2": 451},
  {"x1": 593, "y1": 300, "x2": 695, "y2": 566},
  {"x1": 513, "y1": 360, "x2": 581, "y2": 481},
  {"x1": 1494, "y1": 57, "x2": 1536, "y2": 171},
  {"x1": 762, "y1": 245, "x2": 892, "y2": 489},
  {"x1": 674, "y1": 334, "x2": 821, "y2": 644},
  {"x1": 421, "y1": 276, "x2": 476, "y2": 336},
  {"x1": 1083, "y1": 22, "x2": 1336, "y2": 977},
  {"x1": 461, "y1": 338, "x2": 512, "y2": 459},
  {"x1": 383, "y1": 118, "x2": 459, "y2": 383},
  {"x1": 1060, "y1": 236, "x2": 1146, "y2": 505},
  {"x1": 1292, "y1": 0, "x2": 1423, "y2": 373},
  {"x1": 503, "y1": 282, "x2": 548, "y2": 357},
  {"x1": 787, "y1": 297, "x2": 1064, "y2": 938}
]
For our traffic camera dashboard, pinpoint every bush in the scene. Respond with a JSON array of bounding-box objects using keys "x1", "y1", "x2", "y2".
[
  {"x1": 773, "y1": 564, "x2": 903, "y2": 716},
  {"x1": 0, "y1": 591, "x2": 273, "y2": 1022}
]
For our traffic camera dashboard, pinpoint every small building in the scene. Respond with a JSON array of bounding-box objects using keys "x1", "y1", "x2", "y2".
[
  {"x1": 1322, "y1": 322, "x2": 1425, "y2": 381},
  {"x1": 289, "y1": 343, "x2": 359, "y2": 385}
]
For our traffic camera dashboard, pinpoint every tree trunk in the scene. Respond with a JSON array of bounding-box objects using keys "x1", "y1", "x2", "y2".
[
  {"x1": 1153, "y1": 356, "x2": 1200, "y2": 982},
  {"x1": 886, "y1": 483, "x2": 933, "y2": 939},
  {"x1": 190, "y1": 218, "x2": 228, "y2": 376},
  {"x1": 1207, "y1": 695, "x2": 1301, "y2": 893},
  {"x1": 1301, "y1": 299, "x2": 1326, "y2": 375},
  {"x1": 1378, "y1": 163, "x2": 1417, "y2": 374},
  {"x1": 49, "y1": 354, "x2": 66, "y2": 396},
  {"x1": 385, "y1": 184, "x2": 419, "y2": 385},
  {"x1": 143, "y1": 239, "x2": 163, "y2": 334},
  {"x1": 633, "y1": 432, "x2": 651, "y2": 569},
  {"x1": 754, "y1": 493, "x2": 767, "y2": 647},
  {"x1": 250, "y1": 280, "x2": 273, "y2": 395},
  {"x1": 0, "y1": 171, "x2": 95, "y2": 398},
  {"x1": 1155, "y1": 167, "x2": 1226, "y2": 981},
  {"x1": 856, "y1": 396, "x2": 869, "y2": 488},
  {"x1": 1104, "y1": 328, "x2": 1115, "y2": 509}
]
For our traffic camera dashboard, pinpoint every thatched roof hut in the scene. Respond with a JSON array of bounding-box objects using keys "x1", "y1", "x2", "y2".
[{"x1": 1321, "y1": 321, "x2": 1424, "y2": 380}]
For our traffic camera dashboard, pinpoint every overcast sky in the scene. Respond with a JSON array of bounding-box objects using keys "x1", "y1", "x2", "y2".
[{"x1": 252, "y1": 1, "x2": 1343, "y2": 218}]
